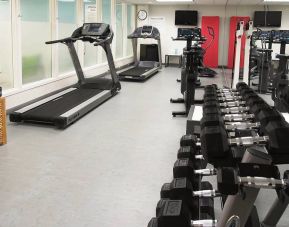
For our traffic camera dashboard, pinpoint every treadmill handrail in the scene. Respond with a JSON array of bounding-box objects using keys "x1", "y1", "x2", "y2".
[
  {"x1": 45, "y1": 37, "x2": 77, "y2": 45},
  {"x1": 93, "y1": 30, "x2": 114, "y2": 46}
]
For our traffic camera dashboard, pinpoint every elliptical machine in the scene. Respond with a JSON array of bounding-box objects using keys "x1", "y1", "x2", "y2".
[
  {"x1": 170, "y1": 28, "x2": 207, "y2": 117},
  {"x1": 198, "y1": 28, "x2": 217, "y2": 78}
]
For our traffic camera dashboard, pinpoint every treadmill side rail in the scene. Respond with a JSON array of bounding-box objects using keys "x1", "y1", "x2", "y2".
[{"x1": 56, "y1": 90, "x2": 112, "y2": 128}]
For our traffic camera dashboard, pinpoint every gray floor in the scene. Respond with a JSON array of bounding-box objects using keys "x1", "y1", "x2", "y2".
[{"x1": 0, "y1": 67, "x2": 288, "y2": 227}]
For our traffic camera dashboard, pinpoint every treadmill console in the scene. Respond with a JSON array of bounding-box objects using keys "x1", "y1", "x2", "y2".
[
  {"x1": 141, "y1": 26, "x2": 153, "y2": 36},
  {"x1": 82, "y1": 23, "x2": 109, "y2": 36}
]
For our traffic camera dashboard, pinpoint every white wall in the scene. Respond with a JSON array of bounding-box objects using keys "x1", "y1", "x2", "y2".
[{"x1": 138, "y1": 4, "x2": 289, "y2": 66}]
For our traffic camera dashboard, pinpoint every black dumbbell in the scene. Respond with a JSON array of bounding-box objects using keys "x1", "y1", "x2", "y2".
[
  {"x1": 200, "y1": 125, "x2": 266, "y2": 160},
  {"x1": 200, "y1": 114, "x2": 261, "y2": 132},
  {"x1": 203, "y1": 104, "x2": 282, "y2": 132},
  {"x1": 236, "y1": 82, "x2": 250, "y2": 90},
  {"x1": 256, "y1": 108, "x2": 284, "y2": 130},
  {"x1": 201, "y1": 122, "x2": 289, "y2": 166},
  {"x1": 173, "y1": 159, "x2": 216, "y2": 190},
  {"x1": 160, "y1": 178, "x2": 216, "y2": 220},
  {"x1": 203, "y1": 105, "x2": 250, "y2": 115},
  {"x1": 148, "y1": 200, "x2": 217, "y2": 227},
  {"x1": 177, "y1": 147, "x2": 206, "y2": 169},
  {"x1": 204, "y1": 99, "x2": 247, "y2": 108},
  {"x1": 217, "y1": 163, "x2": 287, "y2": 195},
  {"x1": 204, "y1": 91, "x2": 242, "y2": 101},
  {"x1": 180, "y1": 135, "x2": 198, "y2": 148}
]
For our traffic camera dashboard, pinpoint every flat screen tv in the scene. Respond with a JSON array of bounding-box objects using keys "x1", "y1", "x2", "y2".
[
  {"x1": 175, "y1": 10, "x2": 198, "y2": 26},
  {"x1": 254, "y1": 11, "x2": 266, "y2": 27},
  {"x1": 266, "y1": 11, "x2": 282, "y2": 27},
  {"x1": 253, "y1": 11, "x2": 282, "y2": 27}
]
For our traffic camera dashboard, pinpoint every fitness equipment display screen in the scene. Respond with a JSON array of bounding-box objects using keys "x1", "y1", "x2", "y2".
[
  {"x1": 88, "y1": 24, "x2": 101, "y2": 33},
  {"x1": 175, "y1": 10, "x2": 198, "y2": 26},
  {"x1": 82, "y1": 23, "x2": 109, "y2": 36},
  {"x1": 141, "y1": 26, "x2": 153, "y2": 35}
]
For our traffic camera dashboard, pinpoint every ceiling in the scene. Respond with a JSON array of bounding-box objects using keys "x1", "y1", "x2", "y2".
[{"x1": 121, "y1": 0, "x2": 289, "y2": 5}]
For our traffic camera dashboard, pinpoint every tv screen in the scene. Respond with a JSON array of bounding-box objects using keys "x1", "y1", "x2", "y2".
[
  {"x1": 254, "y1": 11, "x2": 266, "y2": 27},
  {"x1": 266, "y1": 11, "x2": 282, "y2": 27},
  {"x1": 175, "y1": 10, "x2": 198, "y2": 26}
]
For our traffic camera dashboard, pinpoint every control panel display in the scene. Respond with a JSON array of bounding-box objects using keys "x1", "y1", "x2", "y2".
[
  {"x1": 141, "y1": 26, "x2": 153, "y2": 35},
  {"x1": 82, "y1": 23, "x2": 109, "y2": 36}
]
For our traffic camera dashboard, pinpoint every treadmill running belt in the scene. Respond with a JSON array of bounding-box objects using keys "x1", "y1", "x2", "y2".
[
  {"x1": 120, "y1": 67, "x2": 153, "y2": 77},
  {"x1": 22, "y1": 88, "x2": 103, "y2": 122}
]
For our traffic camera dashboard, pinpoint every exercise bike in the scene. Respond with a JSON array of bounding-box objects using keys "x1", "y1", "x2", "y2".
[{"x1": 170, "y1": 28, "x2": 208, "y2": 117}]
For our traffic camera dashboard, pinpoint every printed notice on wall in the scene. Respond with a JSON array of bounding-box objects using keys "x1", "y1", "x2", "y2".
[{"x1": 85, "y1": 5, "x2": 97, "y2": 22}]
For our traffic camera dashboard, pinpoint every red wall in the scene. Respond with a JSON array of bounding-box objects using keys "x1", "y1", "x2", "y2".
[{"x1": 201, "y1": 16, "x2": 220, "y2": 68}]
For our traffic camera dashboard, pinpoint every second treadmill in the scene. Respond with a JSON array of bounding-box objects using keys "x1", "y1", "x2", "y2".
[{"x1": 118, "y1": 26, "x2": 162, "y2": 81}]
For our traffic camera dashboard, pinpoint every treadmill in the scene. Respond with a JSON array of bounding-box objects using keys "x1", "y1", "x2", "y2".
[
  {"x1": 10, "y1": 23, "x2": 121, "y2": 129},
  {"x1": 118, "y1": 26, "x2": 162, "y2": 81}
]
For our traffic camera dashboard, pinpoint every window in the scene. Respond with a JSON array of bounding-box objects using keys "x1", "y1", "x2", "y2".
[
  {"x1": 102, "y1": 0, "x2": 111, "y2": 24},
  {"x1": 115, "y1": 2, "x2": 123, "y2": 59},
  {"x1": 83, "y1": 0, "x2": 99, "y2": 68},
  {"x1": 126, "y1": 5, "x2": 135, "y2": 56},
  {"x1": 21, "y1": 0, "x2": 52, "y2": 84},
  {"x1": 57, "y1": 0, "x2": 77, "y2": 74},
  {"x1": 101, "y1": 0, "x2": 111, "y2": 63},
  {"x1": 0, "y1": 0, "x2": 13, "y2": 90}
]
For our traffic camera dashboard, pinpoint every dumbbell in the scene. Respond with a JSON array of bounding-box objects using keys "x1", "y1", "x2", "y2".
[
  {"x1": 160, "y1": 178, "x2": 217, "y2": 220},
  {"x1": 204, "y1": 89, "x2": 260, "y2": 106},
  {"x1": 204, "y1": 91, "x2": 243, "y2": 102},
  {"x1": 177, "y1": 147, "x2": 206, "y2": 169},
  {"x1": 148, "y1": 200, "x2": 217, "y2": 227},
  {"x1": 201, "y1": 123, "x2": 289, "y2": 166},
  {"x1": 204, "y1": 99, "x2": 247, "y2": 108},
  {"x1": 203, "y1": 103, "x2": 280, "y2": 129},
  {"x1": 217, "y1": 163, "x2": 289, "y2": 195},
  {"x1": 221, "y1": 113, "x2": 255, "y2": 122},
  {"x1": 173, "y1": 159, "x2": 216, "y2": 190},
  {"x1": 180, "y1": 135, "x2": 199, "y2": 149},
  {"x1": 256, "y1": 108, "x2": 284, "y2": 130},
  {"x1": 204, "y1": 97, "x2": 270, "y2": 119},
  {"x1": 203, "y1": 104, "x2": 250, "y2": 115},
  {"x1": 200, "y1": 114, "x2": 261, "y2": 132},
  {"x1": 204, "y1": 84, "x2": 250, "y2": 95},
  {"x1": 205, "y1": 86, "x2": 257, "y2": 102}
]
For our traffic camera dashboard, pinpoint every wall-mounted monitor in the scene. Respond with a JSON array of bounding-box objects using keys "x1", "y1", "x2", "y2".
[
  {"x1": 175, "y1": 10, "x2": 198, "y2": 26},
  {"x1": 253, "y1": 11, "x2": 266, "y2": 27},
  {"x1": 266, "y1": 11, "x2": 282, "y2": 27},
  {"x1": 253, "y1": 11, "x2": 282, "y2": 27}
]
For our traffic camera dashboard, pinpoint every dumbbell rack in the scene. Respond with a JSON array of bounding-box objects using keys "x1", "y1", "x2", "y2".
[
  {"x1": 147, "y1": 82, "x2": 289, "y2": 227},
  {"x1": 0, "y1": 87, "x2": 7, "y2": 145},
  {"x1": 202, "y1": 83, "x2": 289, "y2": 227}
]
